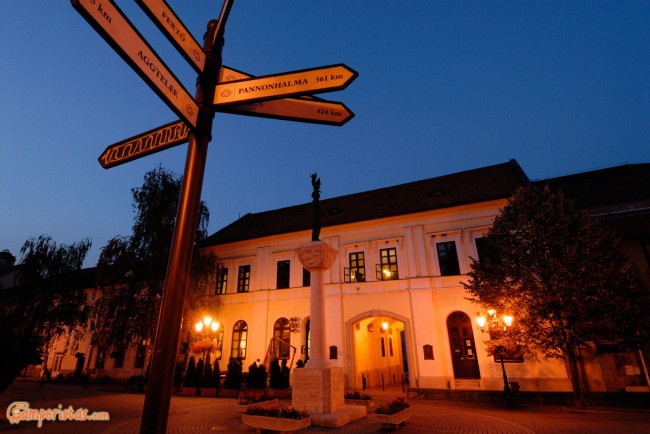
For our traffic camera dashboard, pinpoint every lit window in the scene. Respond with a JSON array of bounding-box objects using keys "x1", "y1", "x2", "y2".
[
  {"x1": 215, "y1": 267, "x2": 228, "y2": 295},
  {"x1": 349, "y1": 252, "x2": 366, "y2": 282},
  {"x1": 231, "y1": 320, "x2": 248, "y2": 359},
  {"x1": 379, "y1": 248, "x2": 398, "y2": 280}
]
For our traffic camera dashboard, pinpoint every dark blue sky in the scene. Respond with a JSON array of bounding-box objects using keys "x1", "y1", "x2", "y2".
[{"x1": 2, "y1": 1, "x2": 649, "y2": 266}]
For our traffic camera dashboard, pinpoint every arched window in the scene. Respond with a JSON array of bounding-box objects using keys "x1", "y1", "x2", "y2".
[
  {"x1": 231, "y1": 320, "x2": 248, "y2": 359},
  {"x1": 273, "y1": 318, "x2": 291, "y2": 359}
]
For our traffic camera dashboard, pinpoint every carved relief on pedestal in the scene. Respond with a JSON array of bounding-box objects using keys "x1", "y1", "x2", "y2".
[{"x1": 296, "y1": 240, "x2": 338, "y2": 271}]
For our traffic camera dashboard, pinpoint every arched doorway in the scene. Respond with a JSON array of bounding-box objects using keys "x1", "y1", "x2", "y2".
[
  {"x1": 348, "y1": 314, "x2": 410, "y2": 390},
  {"x1": 446, "y1": 311, "x2": 480, "y2": 379}
]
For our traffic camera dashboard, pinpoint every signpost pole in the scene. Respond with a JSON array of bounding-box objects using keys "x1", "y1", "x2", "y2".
[{"x1": 139, "y1": 10, "x2": 228, "y2": 434}]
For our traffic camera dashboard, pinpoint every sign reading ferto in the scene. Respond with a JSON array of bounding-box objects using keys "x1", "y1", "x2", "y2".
[
  {"x1": 71, "y1": 0, "x2": 199, "y2": 128},
  {"x1": 136, "y1": 0, "x2": 206, "y2": 74}
]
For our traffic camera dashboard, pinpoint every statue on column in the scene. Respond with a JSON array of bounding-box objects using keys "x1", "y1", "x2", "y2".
[{"x1": 310, "y1": 173, "x2": 321, "y2": 241}]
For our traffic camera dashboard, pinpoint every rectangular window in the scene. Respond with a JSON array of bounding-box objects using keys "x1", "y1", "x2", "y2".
[
  {"x1": 302, "y1": 267, "x2": 310, "y2": 287},
  {"x1": 237, "y1": 265, "x2": 250, "y2": 293},
  {"x1": 379, "y1": 248, "x2": 399, "y2": 280},
  {"x1": 436, "y1": 241, "x2": 460, "y2": 276},
  {"x1": 349, "y1": 252, "x2": 366, "y2": 282},
  {"x1": 381, "y1": 337, "x2": 386, "y2": 357},
  {"x1": 389, "y1": 337, "x2": 394, "y2": 356},
  {"x1": 215, "y1": 267, "x2": 228, "y2": 295},
  {"x1": 276, "y1": 260, "x2": 290, "y2": 289},
  {"x1": 111, "y1": 349, "x2": 125, "y2": 368}
]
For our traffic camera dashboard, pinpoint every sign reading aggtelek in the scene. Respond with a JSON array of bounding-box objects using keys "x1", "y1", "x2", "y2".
[{"x1": 71, "y1": 0, "x2": 199, "y2": 128}]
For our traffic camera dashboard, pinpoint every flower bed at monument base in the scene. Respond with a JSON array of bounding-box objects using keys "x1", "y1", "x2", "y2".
[
  {"x1": 242, "y1": 407, "x2": 310, "y2": 433},
  {"x1": 374, "y1": 397, "x2": 412, "y2": 428}
]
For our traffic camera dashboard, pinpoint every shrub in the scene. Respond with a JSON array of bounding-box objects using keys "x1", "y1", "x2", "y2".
[
  {"x1": 238, "y1": 391, "x2": 272, "y2": 405},
  {"x1": 184, "y1": 356, "x2": 196, "y2": 387},
  {"x1": 244, "y1": 406, "x2": 308, "y2": 419},
  {"x1": 223, "y1": 357, "x2": 243, "y2": 389},
  {"x1": 173, "y1": 362, "x2": 184, "y2": 387},
  {"x1": 375, "y1": 397, "x2": 410, "y2": 415},
  {"x1": 344, "y1": 391, "x2": 372, "y2": 400}
]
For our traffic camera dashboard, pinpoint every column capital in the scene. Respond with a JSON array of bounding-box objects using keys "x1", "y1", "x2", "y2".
[{"x1": 296, "y1": 240, "x2": 338, "y2": 271}]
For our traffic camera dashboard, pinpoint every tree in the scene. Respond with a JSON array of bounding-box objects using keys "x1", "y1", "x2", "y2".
[
  {"x1": 0, "y1": 236, "x2": 91, "y2": 391},
  {"x1": 93, "y1": 166, "x2": 215, "y2": 372},
  {"x1": 464, "y1": 185, "x2": 649, "y2": 408}
]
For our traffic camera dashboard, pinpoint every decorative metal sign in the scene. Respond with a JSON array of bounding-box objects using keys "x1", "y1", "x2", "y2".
[{"x1": 98, "y1": 120, "x2": 190, "y2": 169}]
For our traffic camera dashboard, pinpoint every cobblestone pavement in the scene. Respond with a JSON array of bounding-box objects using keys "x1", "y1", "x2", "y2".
[{"x1": 1, "y1": 381, "x2": 649, "y2": 434}]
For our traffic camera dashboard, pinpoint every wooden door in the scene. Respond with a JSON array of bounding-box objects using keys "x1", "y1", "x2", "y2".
[{"x1": 447, "y1": 311, "x2": 480, "y2": 379}]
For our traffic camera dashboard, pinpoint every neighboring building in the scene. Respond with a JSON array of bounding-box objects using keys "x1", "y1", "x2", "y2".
[{"x1": 24, "y1": 160, "x2": 650, "y2": 391}]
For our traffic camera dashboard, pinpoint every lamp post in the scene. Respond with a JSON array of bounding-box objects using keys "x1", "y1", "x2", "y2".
[{"x1": 476, "y1": 310, "x2": 514, "y2": 407}]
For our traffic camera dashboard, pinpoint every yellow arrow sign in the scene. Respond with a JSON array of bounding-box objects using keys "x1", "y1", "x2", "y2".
[
  {"x1": 216, "y1": 66, "x2": 355, "y2": 126},
  {"x1": 213, "y1": 64, "x2": 358, "y2": 106}
]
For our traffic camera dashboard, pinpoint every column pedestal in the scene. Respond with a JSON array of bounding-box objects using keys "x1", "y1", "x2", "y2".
[{"x1": 293, "y1": 241, "x2": 366, "y2": 427}]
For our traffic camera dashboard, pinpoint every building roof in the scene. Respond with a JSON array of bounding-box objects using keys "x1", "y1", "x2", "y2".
[
  {"x1": 534, "y1": 162, "x2": 650, "y2": 236},
  {"x1": 533, "y1": 163, "x2": 650, "y2": 209},
  {"x1": 203, "y1": 160, "x2": 530, "y2": 246}
]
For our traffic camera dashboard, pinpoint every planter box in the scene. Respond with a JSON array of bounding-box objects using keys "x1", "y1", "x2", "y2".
[
  {"x1": 375, "y1": 407, "x2": 412, "y2": 429},
  {"x1": 345, "y1": 398, "x2": 374, "y2": 408},
  {"x1": 234, "y1": 399, "x2": 279, "y2": 413},
  {"x1": 269, "y1": 388, "x2": 292, "y2": 399},
  {"x1": 242, "y1": 414, "x2": 310, "y2": 433},
  {"x1": 178, "y1": 387, "x2": 198, "y2": 397},
  {"x1": 200, "y1": 388, "x2": 217, "y2": 397},
  {"x1": 219, "y1": 388, "x2": 239, "y2": 398}
]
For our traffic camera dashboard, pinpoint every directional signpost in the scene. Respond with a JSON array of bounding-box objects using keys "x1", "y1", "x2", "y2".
[{"x1": 70, "y1": 1, "x2": 356, "y2": 433}]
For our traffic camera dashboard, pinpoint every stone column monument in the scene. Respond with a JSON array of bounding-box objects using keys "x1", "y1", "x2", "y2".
[{"x1": 291, "y1": 174, "x2": 366, "y2": 427}]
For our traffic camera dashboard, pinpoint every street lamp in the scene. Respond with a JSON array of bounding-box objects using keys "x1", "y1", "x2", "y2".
[
  {"x1": 194, "y1": 316, "x2": 220, "y2": 362},
  {"x1": 476, "y1": 310, "x2": 514, "y2": 407}
]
